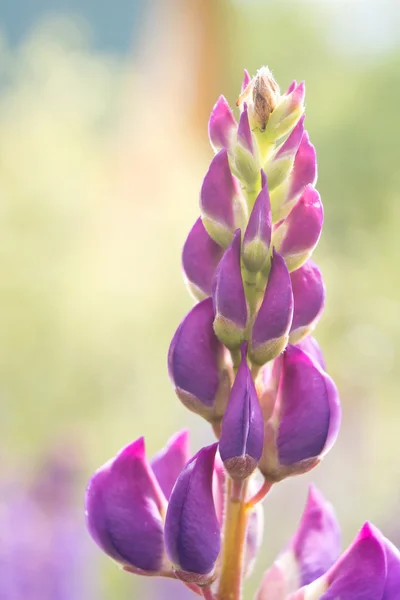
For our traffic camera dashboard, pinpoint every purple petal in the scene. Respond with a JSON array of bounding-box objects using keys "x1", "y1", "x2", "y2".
[
  {"x1": 275, "y1": 115, "x2": 305, "y2": 160},
  {"x1": 243, "y1": 171, "x2": 272, "y2": 272},
  {"x1": 296, "y1": 336, "x2": 326, "y2": 371},
  {"x1": 238, "y1": 105, "x2": 254, "y2": 154},
  {"x1": 200, "y1": 149, "x2": 243, "y2": 246},
  {"x1": 168, "y1": 298, "x2": 228, "y2": 418},
  {"x1": 285, "y1": 80, "x2": 297, "y2": 95},
  {"x1": 256, "y1": 563, "x2": 288, "y2": 600},
  {"x1": 275, "y1": 185, "x2": 323, "y2": 270},
  {"x1": 212, "y1": 230, "x2": 248, "y2": 348},
  {"x1": 151, "y1": 431, "x2": 191, "y2": 500},
  {"x1": 276, "y1": 345, "x2": 341, "y2": 466},
  {"x1": 290, "y1": 260, "x2": 325, "y2": 340},
  {"x1": 164, "y1": 444, "x2": 220, "y2": 576},
  {"x1": 382, "y1": 534, "x2": 400, "y2": 599},
  {"x1": 219, "y1": 346, "x2": 264, "y2": 479},
  {"x1": 85, "y1": 437, "x2": 166, "y2": 572},
  {"x1": 292, "y1": 485, "x2": 341, "y2": 586},
  {"x1": 323, "y1": 523, "x2": 387, "y2": 599},
  {"x1": 182, "y1": 218, "x2": 224, "y2": 299},
  {"x1": 208, "y1": 95, "x2": 237, "y2": 151},
  {"x1": 250, "y1": 249, "x2": 293, "y2": 364},
  {"x1": 241, "y1": 69, "x2": 252, "y2": 93},
  {"x1": 289, "y1": 131, "x2": 317, "y2": 200}
]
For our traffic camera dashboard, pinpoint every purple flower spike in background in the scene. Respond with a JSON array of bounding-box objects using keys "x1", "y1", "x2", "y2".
[
  {"x1": 219, "y1": 345, "x2": 264, "y2": 479},
  {"x1": 289, "y1": 260, "x2": 325, "y2": 344},
  {"x1": 85, "y1": 437, "x2": 168, "y2": 574},
  {"x1": 182, "y1": 217, "x2": 224, "y2": 300},
  {"x1": 242, "y1": 170, "x2": 272, "y2": 273},
  {"x1": 164, "y1": 444, "x2": 220, "y2": 583},
  {"x1": 212, "y1": 229, "x2": 248, "y2": 349},
  {"x1": 250, "y1": 249, "x2": 293, "y2": 365},
  {"x1": 168, "y1": 297, "x2": 230, "y2": 422}
]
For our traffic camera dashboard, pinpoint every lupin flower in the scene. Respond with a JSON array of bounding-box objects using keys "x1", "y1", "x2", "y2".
[
  {"x1": 164, "y1": 443, "x2": 220, "y2": 583},
  {"x1": 212, "y1": 229, "x2": 248, "y2": 349},
  {"x1": 272, "y1": 184, "x2": 324, "y2": 272},
  {"x1": 249, "y1": 249, "x2": 293, "y2": 365},
  {"x1": 168, "y1": 297, "x2": 231, "y2": 422},
  {"x1": 232, "y1": 104, "x2": 262, "y2": 188},
  {"x1": 85, "y1": 437, "x2": 168, "y2": 574},
  {"x1": 289, "y1": 260, "x2": 325, "y2": 344},
  {"x1": 151, "y1": 430, "x2": 190, "y2": 500},
  {"x1": 265, "y1": 115, "x2": 305, "y2": 192},
  {"x1": 258, "y1": 344, "x2": 341, "y2": 481},
  {"x1": 237, "y1": 66, "x2": 280, "y2": 132},
  {"x1": 182, "y1": 217, "x2": 224, "y2": 300},
  {"x1": 208, "y1": 95, "x2": 237, "y2": 152},
  {"x1": 242, "y1": 170, "x2": 272, "y2": 273},
  {"x1": 219, "y1": 345, "x2": 264, "y2": 479},
  {"x1": 256, "y1": 485, "x2": 341, "y2": 600},
  {"x1": 200, "y1": 149, "x2": 247, "y2": 248},
  {"x1": 296, "y1": 335, "x2": 326, "y2": 370}
]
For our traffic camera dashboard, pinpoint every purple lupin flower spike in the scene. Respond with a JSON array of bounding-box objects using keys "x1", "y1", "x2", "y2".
[
  {"x1": 289, "y1": 260, "x2": 326, "y2": 344},
  {"x1": 151, "y1": 430, "x2": 190, "y2": 500},
  {"x1": 212, "y1": 229, "x2": 248, "y2": 350},
  {"x1": 200, "y1": 149, "x2": 246, "y2": 248},
  {"x1": 182, "y1": 217, "x2": 224, "y2": 300},
  {"x1": 250, "y1": 249, "x2": 293, "y2": 365},
  {"x1": 219, "y1": 345, "x2": 264, "y2": 480},
  {"x1": 273, "y1": 184, "x2": 324, "y2": 272},
  {"x1": 259, "y1": 344, "x2": 341, "y2": 481},
  {"x1": 168, "y1": 297, "x2": 230, "y2": 422},
  {"x1": 164, "y1": 443, "x2": 220, "y2": 583},
  {"x1": 242, "y1": 170, "x2": 272, "y2": 273},
  {"x1": 85, "y1": 437, "x2": 168, "y2": 574},
  {"x1": 208, "y1": 95, "x2": 237, "y2": 152}
]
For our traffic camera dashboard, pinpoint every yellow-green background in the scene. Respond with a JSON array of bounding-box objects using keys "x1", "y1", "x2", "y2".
[{"x1": 1, "y1": 1, "x2": 399, "y2": 598}]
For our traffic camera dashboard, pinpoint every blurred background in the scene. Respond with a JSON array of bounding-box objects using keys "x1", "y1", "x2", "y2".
[{"x1": 0, "y1": 0, "x2": 399, "y2": 598}]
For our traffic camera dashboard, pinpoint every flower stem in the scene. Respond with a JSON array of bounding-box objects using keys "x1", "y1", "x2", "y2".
[
  {"x1": 217, "y1": 478, "x2": 249, "y2": 600},
  {"x1": 245, "y1": 479, "x2": 273, "y2": 508},
  {"x1": 202, "y1": 586, "x2": 217, "y2": 600}
]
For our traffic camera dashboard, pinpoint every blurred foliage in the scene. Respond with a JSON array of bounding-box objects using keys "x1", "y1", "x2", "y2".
[{"x1": 0, "y1": 2, "x2": 400, "y2": 599}]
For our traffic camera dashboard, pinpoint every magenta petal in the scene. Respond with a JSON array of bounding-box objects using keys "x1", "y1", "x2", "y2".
[
  {"x1": 323, "y1": 523, "x2": 386, "y2": 599},
  {"x1": 208, "y1": 95, "x2": 237, "y2": 151},
  {"x1": 290, "y1": 260, "x2": 325, "y2": 338},
  {"x1": 290, "y1": 131, "x2": 317, "y2": 200},
  {"x1": 212, "y1": 230, "x2": 248, "y2": 341},
  {"x1": 381, "y1": 534, "x2": 400, "y2": 599},
  {"x1": 238, "y1": 105, "x2": 254, "y2": 154},
  {"x1": 285, "y1": 80, "x2": 297, "y2": 95},
  {"x1": 250, "y1": 250, "x2": 293, "y2": 363},
  {"x1": 276, "y1": 345, "x2": 341, "y2": 466},
  {"x1": 241, "y1": 69, "x2": 252, "y2": 93},
  {"x1": 244, "y1": 170, "x2": 272, "y2": 246},
  {"x1": 168, "y1": 298, "x2": 226, "y2": 414},
  {"x1": 296, "y1": 336, "x2": 326, "y2": 371},
  {"x1": 85, "y1": 438, "x2": 166, "y2": 572},
  {"x1": 182, "y1": 218, "x2": 224, "y2": 299},
  {"x1": 219, "y1": 346, "x2": 264, "y2": 479},
  {"x1": 164, "y1": 444, "x2": 220, "y2": 576},
  {"x1": 151, "y1": 430, "x2": 191, "y2": 500},
  {"x1": 292, "y1": 485, "x2": 341, "y2": 586},
  {"x1": 276, "y1": 115, "x2": 305, "y2": 160}
]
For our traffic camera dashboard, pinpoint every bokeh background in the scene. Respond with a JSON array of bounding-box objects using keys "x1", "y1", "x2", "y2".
[{"x1": 1, "y1": 0, "x2": 399, "y2": 598}]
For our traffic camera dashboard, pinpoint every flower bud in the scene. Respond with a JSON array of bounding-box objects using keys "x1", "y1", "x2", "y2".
[
  {"x1": 289, "y1": 260, "x2": 325, "y2": 344},
  {"x1": 208, "y1": 95, "x2": 237, "y2": 152},
  {"x1": 265, "y1": 115, "x2": 305, "y2": 192},
  {"x1": 242, "y1": 170, "x2": 272, "y2": 273},
  {"x1": 232, "y1": 104, "x2": 262, "y2": 187},
  {"x1": 272, "y1": 185, "x2": 323, "y2": 272},
  {"x1": 264, "y1": 82, "x2": 305, "y2": 143},
  {"x1": 164, "y1": 444, "x2": 220, "y2": 583},
  {"x1": 182, "y1": 218, "x2": 224, "y2": 300},
  {"x1": 168, "y1": 298, "x2": 230, "y2": 422},
  {"x1": 212, "y1": 230, "x2": 248, "y2": 350},
  {"x1": 249, "y1": 249, "x2": 293, "y2": 365},
  {"x1": 271, "y1": 131, "x2": 317, "y2": 221},
  {"x1": 241, "y1": 69, "x2": 251, "y2": 93},
  {"x1": 286, "y1": 80, "x2": 297, "y2": 94},
  {"x1": 219, "y1": 345, "x2": 264, "y2": 479},
  {"x1": 151, "y1": 430, "x2": 190, "y2": 500},
  {"x1": 259, "y1": 344, "x2": 341, "y2": 482},
  {"x1": 257, "y1": 485, "x2": 341, "y2": 599},
  {"x1": 200, "y1": 149, "x2": 247, "y2": 248},
  {"x1": 85, "y1": 437, "x2": 168, "y2": 574},
  {"x1": 237, "y1": 66, "x2": 280, "y2": 132}
]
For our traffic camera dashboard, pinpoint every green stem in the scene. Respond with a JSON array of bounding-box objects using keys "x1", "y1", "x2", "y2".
[{"x1": 217, "y1": 478, "x2": 250, "y2": 600}]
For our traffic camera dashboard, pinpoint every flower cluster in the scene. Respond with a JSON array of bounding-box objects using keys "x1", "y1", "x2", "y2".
[{"x1": 85, "y1": 67, "x2": 400, "y2": 599}]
